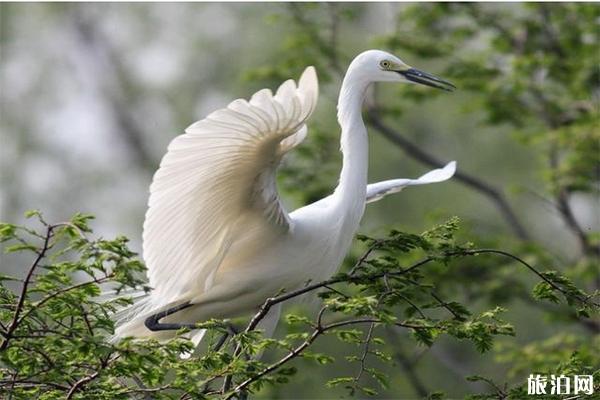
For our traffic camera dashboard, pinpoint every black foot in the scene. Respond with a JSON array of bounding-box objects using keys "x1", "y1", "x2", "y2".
[{"x1": 144, "y1": 301, "x2": 196, "y2": 331}]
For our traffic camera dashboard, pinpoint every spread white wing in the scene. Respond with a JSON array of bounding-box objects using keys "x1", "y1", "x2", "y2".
[
  {"x1": 143, "y1": 67, "x2": 318, "y2": 306},
  {"x1": 366, "y1": 161, "x2": 456, "y2": 203}
]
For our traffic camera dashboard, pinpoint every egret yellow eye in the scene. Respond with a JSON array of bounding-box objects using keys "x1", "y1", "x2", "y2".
[{"x1": 380, "y1": 60, "x2": 391, "y2": 69}]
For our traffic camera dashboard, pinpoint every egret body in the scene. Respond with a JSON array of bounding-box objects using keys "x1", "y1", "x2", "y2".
[{"x1": 115, "y1": 50, "x2": 456, "y2": 344}]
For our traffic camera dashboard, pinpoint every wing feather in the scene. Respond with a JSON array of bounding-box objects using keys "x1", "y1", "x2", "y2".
[
  {"x1": 143, "y1": 67, "x2": 318, "y2": 306},
  {"x1": 366, "y1": 161, "x2": 456, "y2": 203}
]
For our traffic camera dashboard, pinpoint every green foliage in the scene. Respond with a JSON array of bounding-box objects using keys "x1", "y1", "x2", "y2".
[
  {"x1": 380, "y1": 3, "x2": 600, "y2": 199},
  {"x1": 3, "y1": 212, "x2": 596, "y2": 399},
  {"x1": 465, "y1": 337, "x2": 600, "y2": 399}
]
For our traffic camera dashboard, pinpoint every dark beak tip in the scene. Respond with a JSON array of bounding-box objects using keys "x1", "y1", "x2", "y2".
[{"x1": 401, "y1": 68, "x2": 456, "y2": 92}]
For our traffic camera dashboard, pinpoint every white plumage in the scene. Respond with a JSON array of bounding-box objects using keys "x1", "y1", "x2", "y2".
[{"x1": 114, "y1": 50, "x2": 456, "y2": 344}]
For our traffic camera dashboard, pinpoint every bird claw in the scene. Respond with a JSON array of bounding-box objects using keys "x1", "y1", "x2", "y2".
[{"x1": 144, "y1": 301, "x2": 195, "y2": 332}]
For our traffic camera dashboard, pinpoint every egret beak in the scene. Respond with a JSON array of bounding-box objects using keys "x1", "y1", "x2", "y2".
[{"x1": 398, "y1": 68, "x2": 456, "y2": 92}]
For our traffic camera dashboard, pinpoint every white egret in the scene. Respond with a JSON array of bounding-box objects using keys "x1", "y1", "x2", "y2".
[{"x1": 114, "y1": 50, "x2": 456, "y2": 347}]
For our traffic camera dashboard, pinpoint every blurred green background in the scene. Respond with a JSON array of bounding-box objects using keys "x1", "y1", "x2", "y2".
[{"x1": 1, "y1": 3, "x2": 598, "y2": 399}]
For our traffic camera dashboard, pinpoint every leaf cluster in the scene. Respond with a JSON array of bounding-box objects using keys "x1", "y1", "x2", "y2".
[{"x1": 0, "y1": 208, "x2": 597, "y2": 400}]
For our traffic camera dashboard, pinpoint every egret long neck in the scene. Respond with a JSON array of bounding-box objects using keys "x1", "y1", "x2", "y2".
[{"x1": 333, "y1": 73, "x2": 370, "y2": 225}]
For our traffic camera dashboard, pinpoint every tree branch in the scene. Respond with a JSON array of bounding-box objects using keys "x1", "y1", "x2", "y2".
[
  {"x1": 65, "y1": 353, "x2": 116, "y2": 399},
  {"x1": 65, "y1": 371, "x2": 100, "y2": 399},
  {"x1": 1, "y1": 225, "x2": 54, "y2": 350},
  {"x1": 456, "y1": 249, "x2": 599, "y2": 307},
  {"x1": 352, "y1": 322, "x2": 375, "y2": 386},
  {"x1": 15, "y1": 274, "x2": 114, "y2": 328},
  {"x1": 227, "y1": 317, "x2": 428, "y2": 398},
  {"x1": 219, "y1": 242, "x2": 599, "y2": 398}
]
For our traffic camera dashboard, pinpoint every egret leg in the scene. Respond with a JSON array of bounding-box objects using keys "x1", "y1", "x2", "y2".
[
  {"x1": 144, "y1": 301, "x2": 196, "y2": 331},
  {"x1": 212, "y1": 332, "x2": 229, "y2": 352},
  {"x1": 255, "y1": 303, "x2": 281, "y2": 339},
  {"x1": 211, "y1": 322, "x2": 239, "y2": 352}
]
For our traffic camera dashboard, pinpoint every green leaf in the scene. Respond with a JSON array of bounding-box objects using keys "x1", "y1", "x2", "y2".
[
  {"x1": 0, "y1": 223, "x2": 17, "y2": 242},
  {"x1": 24, "y1": 209, "x2": 42, "y2": 219},
  {"x1": 326, "y1": 377, "x2": 354, "y2": 387},
  {"x1": 532, "y1": 281, "x2": 560, "y2": 303},
  {"x1": 4, "y1": 243, "x2": 38, "y2": 253}
]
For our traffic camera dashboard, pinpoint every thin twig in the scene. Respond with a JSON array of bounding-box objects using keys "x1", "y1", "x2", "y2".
[
  {"x1": 353, "y1": 322, "x2": 375, "y2": 384},
  {"x1": 0, "y1": 379, "x2": 70, "y2": 391},
  {"x1": 456, "y1": 249, "x2": 599, "y2": 307},
  {"x1": 397, "y1": 293, "x2": 428, "y2": 319},
  {"x1": 65, "y1": 371, "x2": 100, "y2": 399},
  {"x1": 348, "y1": 240, "x2": 382, "y2": 276},
  {"x1": 15, "y1": 275, "x2": 114, "y2": 327},
  {"x1": 65, "y1": 353, "x2": 116, "y2": 399},
  {"x1": 1, "y1": 225, "x2": 54, "y2": 350}
]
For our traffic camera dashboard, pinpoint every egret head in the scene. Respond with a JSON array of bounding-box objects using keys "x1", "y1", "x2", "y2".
[{"x1": 349, "y1": 50, "x2": 455, "y2": 91}]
